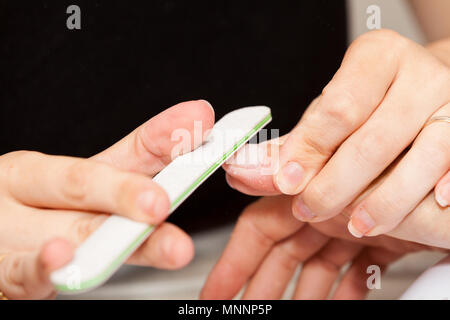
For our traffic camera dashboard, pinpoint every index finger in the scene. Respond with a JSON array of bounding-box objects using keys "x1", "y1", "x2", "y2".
[
  {"x1": 222, "y1": 30, "x2": 401, "y2": 197},
  {"x1": 274, "y1": 30, "x2": 402, "y2": 195}
]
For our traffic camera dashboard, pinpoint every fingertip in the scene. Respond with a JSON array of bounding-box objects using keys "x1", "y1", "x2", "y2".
[
  {"x1": 159, "y1": 226, "x2": 194, "y2": 270},
  {"x1": 197, "y1": 99, "x2": 215, "y2": 128},
  {"x1": 39, "y1": 238, "x2": 74, "y2": 273},
  {"x1": 225, "y1": 165, "x2": 279, "y2": 195},
  {"x1": 291, "y1": 196, "x2": 317, "y2": 222},
  {"x1": 225, "y1": 172, "x2": 236, "y2": 189},
  {"x1": 435, "y1": 191, "x2": 448, "y2": 207},
  {"x1": 347, "y1": 220, "x2": 363, "y2": 238},
  {"x1": 178, "y1": 99, "x2": 215, "y2": 131},
  {"x1": 135, "y1": 178, "x2": 172, "y2": 224},
  {"x1": 152, "y1": 186, "x2": 172, "y2": 224},
  {"x1": 274, "y1": 161, "x2": 305, "y2": 195},
  {"x1": 435, "y1": 183, "x2": 449, "y2": 207},
  {"x1": 171, "y1": 232, "x2": 195, "y2": 269}
]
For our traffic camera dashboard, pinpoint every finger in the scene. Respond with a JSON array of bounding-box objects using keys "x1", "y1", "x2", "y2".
[
  {"x1": 297, "y1": 47, "x2": 450, "y2": 223},
  {"x1": 0, "y1": 238, "x2": 73, "y2": 299},
  {"x1": 222, "y1": 137, "x2": 286, "y2": 195},
  {"x1": 435, "y1": 170, "x2": 450, "y2": 207},
  {"x1": 332, "y1": 247, "x2": 402, "y2": 300},
  {"x1": 93, "y1": 100, "x2": 215, "y2": 175},
  {"x1": 1, "y1": 204, "x2": 193, "y2": 271},
  {"x1": 128, "y1": 222, "x2": 194, "y2": 270},
  {"x1": 6, "y1": 151, "x2": 170, "y2": 224},
  {"x1": 388, "y1": 190, "x2": 450, "y2": 249},
  {"x1": 348, "y1": 103, "x2": 450, "y2": 237},
  {"x1": 293, "y1": 239, "x2": 362, "y2": 299},
  {"x1": 273, "y1": 30, "x2": 402, "y2": 195},
  {"x1": 226, "y1": 173, "x2": 279, "y2": 196},
  {"x1": 242, "y1": 226, "x2": 329, "y2": 299},
  {"x1": 200, "y1": 196, "x2": 304, "y2": 300}
]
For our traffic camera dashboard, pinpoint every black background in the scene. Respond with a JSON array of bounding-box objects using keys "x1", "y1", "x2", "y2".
[{"x1": 0, "y1": 1, "x2": 347, "y2": 232}]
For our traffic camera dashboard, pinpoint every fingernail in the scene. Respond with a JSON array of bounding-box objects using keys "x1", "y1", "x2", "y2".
[
  {"x1": 348, "y1": 207, "x2": 376, "y2": 238},
  {"x1": 137, "y1": 190, "x2": 169, "y2": 220},
  {"x1": 347, "y1": 220, "x2": 363, "y2": 238},
  {"x1": 435, "y1": 184, "x2": 449, "y2": 207},
  {"x1": 275, "y1": 161, "x2": 305, "y2": 195},
  {"x1": 198, "y1": 99, "x2": 214, "y2": 115},
  {"x1": 293, "y1": 197, "x2": 316, "y2": 221}
]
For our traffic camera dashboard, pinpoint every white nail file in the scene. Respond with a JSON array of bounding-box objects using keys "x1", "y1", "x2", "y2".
[{"x1": 51, "y1": 106, "x2": 272, "y2": 294}]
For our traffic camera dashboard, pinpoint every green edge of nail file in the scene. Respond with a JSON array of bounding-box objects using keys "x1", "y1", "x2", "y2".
[{"x1": 50, "y1": 106, "x2": 272, "y2": 294}]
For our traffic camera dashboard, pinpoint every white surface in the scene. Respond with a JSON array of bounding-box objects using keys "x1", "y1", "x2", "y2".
[
  {"x1": 347, "y1": 0, "x2": 426, "y2": 44},
  {"x1": 51, "y1": 106, "x2": 271, "y2": 293},
  {"x1": 400, "y1": 255, "x2": 450, "y2": 300}
]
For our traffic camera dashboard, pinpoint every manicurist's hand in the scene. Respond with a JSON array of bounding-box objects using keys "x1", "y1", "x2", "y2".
[
  {"x1": 225, "y1": 29, "x2": 450, "y2": 238},
  {"x1": 0, "y1": 100, "x2": 215, "y2": 299}
]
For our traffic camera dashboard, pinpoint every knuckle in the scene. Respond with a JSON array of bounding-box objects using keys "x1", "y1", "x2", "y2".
[
  {"x1": 136, "y1": 125, "x2": 170, "y2": 166},
  {"x1": 308, "y1": 254, "x2": 341, "y2": 273},
  {"x1": 116, "y1": 175, "x2": 140, "y2": 211},
  {"x1": 352, "y1": 130, "x2": 391, "y2": 168},
  {"x1": 320, "y1": 86, "x2": 361, "y2": 130},
  {"x1": 3, "y1": 151, "x2": 43, "y2": 188},
  {"x1": 354, "y1": 29, "x2": 403, "y2": 48},
  {"x1": 0, "y1": 255, "x2": 25, "y2": 298},
  {"x1": 348, "y1": 29, "x2": 407, "y2": 62},
  {"x1": 4, "y1": 150, "x2": 41, "y2": 167},
  {"x1": 301, "y1": 133, "x2": 333, "y2": 158},
  {"x1": 237, "y1": 204, "x2": 276, "y2": 247},
  {"x1": 72, "y1": 215, "x2": 107, "y2": 243},
  {"x1": 272, "y1": 246, "x2": 300, "y2": 271},
  {"x1": 3, "y1": 150, "x2": 34, "y2": 161},
  {"x1": 62, "y1": 160, "x2": 95, "y2": 202}
]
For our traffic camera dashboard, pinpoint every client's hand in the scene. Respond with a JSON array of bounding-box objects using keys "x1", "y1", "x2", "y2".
[
  {"x1": 226, "y1": 29, "x2": 449, "y2": 238},
  {"x1": 0, "y1": 100, "x2": 215, "y2": 299},
  {"x1": 202, "y1": 30, "x2": 450, "y2": 299},
  {"x1": 201, "y1": 170, "x2": 448, "y2": 299}
]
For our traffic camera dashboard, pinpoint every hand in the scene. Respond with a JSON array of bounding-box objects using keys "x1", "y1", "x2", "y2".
[
  {"x1": 225, "y1": 29, "x2": 450, "y2": 238},
  {"x1": 0, "y1": 100, "x2": 215, "y2": 299},
  {"x1": 201, "y1": 176, "x2": 448, "y2": 300}
]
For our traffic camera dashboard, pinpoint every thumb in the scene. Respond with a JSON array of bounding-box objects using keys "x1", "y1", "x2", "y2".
[
  {"x1": 92, "y1": 100, "x2": 215, "y2": 176},
  {"x1": 0, "y1": 238, "x2": 73, "y2": 300}
]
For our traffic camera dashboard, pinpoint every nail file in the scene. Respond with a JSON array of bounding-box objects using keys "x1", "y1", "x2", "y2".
[{"x1": 51, "y1": 106, "x2": 272, "y2": 294}]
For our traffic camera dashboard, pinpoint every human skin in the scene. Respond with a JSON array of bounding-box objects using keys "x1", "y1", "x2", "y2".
[
  {"x1": 0, "y1": 100, "x2": 215, "y2": 299},
  {"x1": 201, "y1": 145, "x2": 449, "y2": 300},
  {"x1": 224, "y1": 30, "x2": 450, "y2": 237},
  {"x1": 201, "y1": 30, "x2": 450, "y2": 299}
]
